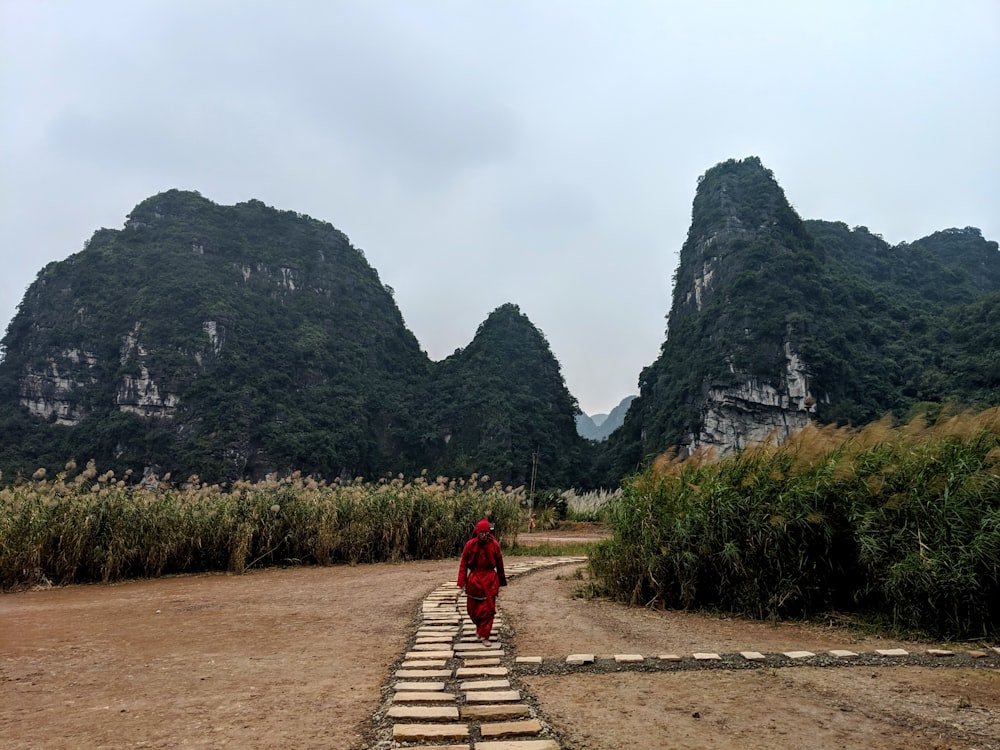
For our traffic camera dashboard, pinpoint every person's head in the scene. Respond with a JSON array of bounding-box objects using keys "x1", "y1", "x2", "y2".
[{"x1": 475, "y1": 518, "x2": 491, "y2": 541}]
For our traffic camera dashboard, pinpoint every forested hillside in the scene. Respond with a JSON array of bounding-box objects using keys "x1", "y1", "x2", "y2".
[
  {"x1": 604, "y1": 158, "x2": 1000, "y2": 482},
  {"x1": 0, "y1": 192, "x2": 591, "y2": 487},
  {"x1": 1, "y1": 162, "x2": 997, "y2": 489}
]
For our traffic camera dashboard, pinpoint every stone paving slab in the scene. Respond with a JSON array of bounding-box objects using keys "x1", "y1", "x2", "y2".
[
  {"x1": 455, "y1": 641, "x2": 497, "y2": 650},
  {"x1": 693, "y1": 652, "x2": 721, "y2": 660},
  {"x1": 828, "y1": 649, "x2": 858, "y2": 658},
  {"x1": 475, "y1": 740, "x2": 559, "y2": 750},
  {"x1": 927, "y1": 649, "x2": 955, "y2": 657},
  {"x1": 741, "y1": 651, "x2": 766, "y2": 660},
  {"x1": 480, "y1": 719, "x2": 544, "y2": 738},
  {"x1": 460, "y1": 679, "x2": 511, "y2": 690},
  {"x1": 411, "y1": 644, "x2": 458, "y2": 653},
  {"x1": 566, "y1": 653, "x2": 594, "y2": 665},
  {"x1": 396, "y1": 669, "x2": 454, "y2": 678},
  {"x1": 460, "y1": 704, "x2": 532, "y2": 720},
  {"x1": 394, "y1": 681, "x2": 447, "y2": 691},
  {"x1": 393, "y1": 691, "x2": 459, "y2": 703},
  {"x1": 456, "y1": 666, "x2": 508, "y2": 677},
  {"x1": 393, "y1": 723, "x2": 470, "y2": 742},
  {"x1": 658, "y1": 654, "x2": 682, "y2": 661},
  {"x1": 875, "y1": 648, "x2": 908, "y2": 657},
  {"x1": 614, "y1": 654, "x2": 644, "y2": 663},
  {"x1": 783, "y1": 651, "x2": 815, "y2": 659},
  {"x1": 515, "y1": 656, "x2": 542, "y2": 664},
  {"x1": 402, "y1": 659, "x2": 448, "y2": 669},
  {"x1": 465, "y1": 690, "x2": 521, "y2": 703},
  {"x1": 406, "y1": 650, "x2": 455, "y2": 659},
  {"x1": 463, "y1": 657, "x2": 502, "y2": 667},
  {"x1": 387, "y1": 705, "x2": 460, "y2": 720}
]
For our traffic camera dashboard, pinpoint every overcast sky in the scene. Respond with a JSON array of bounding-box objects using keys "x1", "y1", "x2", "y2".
[{"x1": 2, "y1": 1, "x2": 997, "y2": 415}]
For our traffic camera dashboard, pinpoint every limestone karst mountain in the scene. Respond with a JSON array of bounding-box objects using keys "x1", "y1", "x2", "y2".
[
  {"x1": 0, "y1": 191, "x2": 591, "y2": 486},
  {"x1": 604, "y1": 157, "x2": 1000, "y2": 481},
  {"x1": 1, "y1": 160, "x2": 997, "y2": 487}
]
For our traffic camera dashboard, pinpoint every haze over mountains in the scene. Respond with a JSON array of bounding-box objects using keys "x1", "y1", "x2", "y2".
[
  {"x1": 1, "y1": 157, "x2": 997, "y2": 488},
  {"x1": 576, "y1": 396, "x2": 636, "y2": 441}
]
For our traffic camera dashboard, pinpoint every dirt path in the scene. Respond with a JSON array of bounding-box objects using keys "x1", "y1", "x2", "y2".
[
  {"x1": 2, "y1": 542, "x2": 999, "y2": 749},
  {"x1": 501, "y1": 563, "x2": 1000, "y2": 750}
]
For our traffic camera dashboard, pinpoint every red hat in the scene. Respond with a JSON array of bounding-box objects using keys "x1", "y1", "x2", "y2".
[{"x1": 475, "y1": 519, "x2": 491, "y2": 533}]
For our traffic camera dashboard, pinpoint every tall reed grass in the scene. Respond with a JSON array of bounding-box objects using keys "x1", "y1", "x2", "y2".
[
  {"x1": 590, "y1": 407, "x2": 1000, "y2": 640},
  {"x1": 560, "y1": 488, "x2": 621, "y2": 521},
  {"x1": 0, "y1": 466, "x2": 521, "y2": 590}
]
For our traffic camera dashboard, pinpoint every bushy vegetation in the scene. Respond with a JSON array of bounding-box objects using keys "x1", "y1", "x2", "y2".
[
  {"x1": 0, "y1": 466, "x2": 521, "y2": 591},
  {"x1": 590, "y1": 407, "x2": 1000, "y2": 640}
]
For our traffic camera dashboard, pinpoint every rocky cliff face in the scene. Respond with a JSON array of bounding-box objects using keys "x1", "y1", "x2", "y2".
[
  {"x1": 18, "y1": 347, "x2": 98, "y2": 425},
  {"x1": 692, "y1": 342, "x2": 816, "y2": 452},
  {"x1": 612, "y1": 157, "x2": 826, "y2": 465}
]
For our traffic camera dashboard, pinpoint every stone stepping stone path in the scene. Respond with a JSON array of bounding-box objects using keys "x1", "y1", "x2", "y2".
[
  {"x1": 369, "y1": 557, "x2": 584, "y2": 749},
  {"x1": 369, "y1": 555, "x2": 1000, "y2": 747}
]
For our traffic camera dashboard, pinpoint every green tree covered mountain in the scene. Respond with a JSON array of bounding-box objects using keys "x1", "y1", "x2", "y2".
[
  {"x1": 417, "y1": 303, "x2": 591, "y2": 488},
  {"x1": 0, "y1": 191, "x2": 590, "y2": 487},
  {"x1": 605, "y1": 157, "x2": 1000, "y2": 480},
  {"x1": 1, "y1": 163, "x2": 997, "y2": 489}
]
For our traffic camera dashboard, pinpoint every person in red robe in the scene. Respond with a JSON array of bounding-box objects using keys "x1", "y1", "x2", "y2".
[{"x1": 457, "y1": 518, "x2": 507, "y2": 646}]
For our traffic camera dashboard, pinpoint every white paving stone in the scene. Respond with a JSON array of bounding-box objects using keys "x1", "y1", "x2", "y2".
[
  {"x1": 396, "y1": 669, "x2": 453, "y2": 679},
  {"x1": 460, "y1": 679, "x2": 511, "y2": 690},
  {"x1": 693, "y1": 652, "x2": 721, "y2": 660},
  {"x1": 456, "y1": 666, "x2": 508, "y2": 677},
  {"x1": 875, "y1": 648, "x2": 908, "y2": 657},
  {"x1": 783, "y1": 651, "x2": 815, "y2": 659},
  {"x1": 740, "y1": 651, "x2": 766, "y2": 661},
  {"x1": 465, "y1": 690, "x2": 521, "y2": 703},
  {"x1": 405, "y1": 650, "x2": 454, "y2": 659},
  {"x1": 566, "y1": 653, "x2": 595, "y2": 665},
  {"x1": 614, "y1": 654, "x2": 644, "y2": 663},
  {"x1": 394, "y1": 681, "x2": 446, "y2": 691},
  {"x1": 828, "y1": 650, "x2": 859, "y2": 658},
  {"x1": 393, "y1": 691, "x2": 458, "y2": 703}
]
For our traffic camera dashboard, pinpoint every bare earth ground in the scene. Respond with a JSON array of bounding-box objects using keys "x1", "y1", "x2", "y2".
[{"x1": 2, "y1": 526, "x2": 998, "y2": 749}]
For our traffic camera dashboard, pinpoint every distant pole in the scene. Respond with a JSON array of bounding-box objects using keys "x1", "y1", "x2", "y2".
[{"x1": 529, "y1": 448, "x2": 539, "y2": 531}]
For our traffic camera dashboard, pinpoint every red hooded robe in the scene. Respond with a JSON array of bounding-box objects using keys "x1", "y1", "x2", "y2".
[{"x1": 457, "y1": 519, "x2": 507, "y2": 640}]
